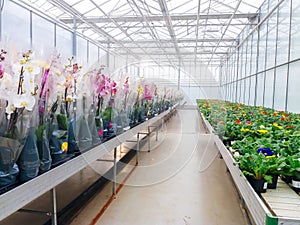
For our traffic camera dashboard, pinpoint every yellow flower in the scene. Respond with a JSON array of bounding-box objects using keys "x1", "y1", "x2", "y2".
[
  {"x1": 257, "y1": 129, "x2": 268, "y2": 134},
  {"x1": 272, "y1": 122, "x2": 283, "y2": 129},
  {"x1": 26, "y1": 65, "x2": 34, "y2": 73},
  {"x1": 241, "y1": 128, "x2": 251, "y2": 133},
  {"x1": 55, "y1": 70, "x2": 61, "y2": 76},
  {"x1": 42, "y1": 62, "x2": 50, "y2": 69},
  {"x1": 286, "y1": 130, "x2": 290, "y2": 134},
  {"x1": 20, "y1": 59, "x2": 26, "y2": 65},
  {"x1": 61, "y1": 142, "x2": 68, "y2": 152},
  {"x1": 266, "y1": 155, "x2": 276, "y2": 159},
  {"x1": 137, "y1": 85, "x2": 143, "y2": 97},
  {"x1": 66, "y1": 95, "x2": 73, "y2": 102},
  {"x1": 20, "y1": 101, "x2": 29, "y2": 108}
]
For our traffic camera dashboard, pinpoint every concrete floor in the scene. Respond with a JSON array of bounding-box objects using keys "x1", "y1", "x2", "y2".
[
  {"x1": 1, "y1": 106, "x2": 248, "y2": 225},
  {"x1": 71, "y1": 106, "x2": 248, "y2": 225}
]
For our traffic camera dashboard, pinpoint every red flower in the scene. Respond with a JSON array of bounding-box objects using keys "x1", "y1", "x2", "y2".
[
  {"x1": 98, "y1": 129, "x2": 103, "y2": 136},
  {"x1": 107, "y1": 121, "x2": 113, "y2": 129},
  {"x1": 0, "y1": 64, "x2": 4, "y2": 79},
  {"x1": 261, "y1": 111, "x2": 268, "y2": 115},
  {"x1": 287, "y1": 125, "x2": 294, "y2": 129},
  {"x1": 280, "y1": 117, "x2": 285, "y2": 121},
  {"x1": 219, "y1": 121, "x2": 225, "y2": 125},
  {"x1": 236, "y1": 119, "x2": 241, "y2": 124},
  {"x1": 284, "y1": 113, "x2": 289, "y2": 117}
]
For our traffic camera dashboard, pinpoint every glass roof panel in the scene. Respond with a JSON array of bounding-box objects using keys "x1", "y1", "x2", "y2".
[
  {"x1": 17, "y1": 0, "x2": 265, "y2": 66},
  {"x1": 72, "y1": 0, "x2": 96, "y2": 14}
]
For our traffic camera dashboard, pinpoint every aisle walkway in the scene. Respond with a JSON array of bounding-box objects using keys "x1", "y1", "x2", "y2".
[{"x1": 71, "y1": 106, "x2": 248, "y2": 225}]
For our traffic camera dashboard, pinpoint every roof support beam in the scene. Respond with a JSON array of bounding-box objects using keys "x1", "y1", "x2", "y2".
[
  {"x1": 99, "y1": 38, "x2": 236, "y2": 44},
  {"x1": 158, "y1": 0, "x2": 182, "y2": 63},
  {"x1": 60, "y1": 13, "x2": 258, "y2": 24},
  {"x1": 129, "y1": 0, "x2": 176, "y2": 68},
  {"x1": 118, "y1": 52, "x2": 228, "y2": 55},
  {"x1": 194, "y1": 0, "x2": 201, "y2": 63},
  {"x1": 89, "y1": 0, "x2": 161, "y2": 65},
  {"x1": 77, "y1": 23, "x2": 255, "y2": 30},
  {"x1": 208, "y1": 0, "x2": 242, "y2": 65},
  {"x1": 46, "y1": 0, "x2": 140, "y2": 60},
  {"x1": 109, "y1": 45, "x2": 232, "y2": 48}
]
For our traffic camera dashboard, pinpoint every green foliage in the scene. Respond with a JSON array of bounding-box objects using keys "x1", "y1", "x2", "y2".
[
  {"x1": 277, "y1": 154, "x2": 300, "y2": 179},
  {"x1": 235, "y1": 152, "x2": 274, "y2": 183},
  {"x1": 197, "y1": 99, "x2": 300, "y2": 181},
  {"x1": 56, "y1": 114, "x2": 68, "y2": 130},
  {"x1": 103, "y1": 106, "x2": 112, "y2": 121},
  {"x1": 36, "y1": 124, "x2": 46, "y2": 141}
]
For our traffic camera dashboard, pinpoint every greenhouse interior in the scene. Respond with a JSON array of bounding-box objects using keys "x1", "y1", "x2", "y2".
[{"x1": 0, "y1": 0, "x2": 300, "y2": 224}]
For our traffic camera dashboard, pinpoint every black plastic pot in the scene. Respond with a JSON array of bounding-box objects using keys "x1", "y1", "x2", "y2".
[
  {"x1": 291, "y1": 177, "x2": 300, "y2": 193},
  {"x1": 246, "y1": 176, "x2": 267, "y2": 194},
  {"x1": 267, "y1": 174, "x2": 278, "y2": 189},
  {"x1": 281, "y1": 175, "x2": 293, "y2": 185}
]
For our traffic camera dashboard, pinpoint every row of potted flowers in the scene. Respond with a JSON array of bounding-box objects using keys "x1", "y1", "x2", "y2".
[
  {"x1": 197, "y1": 99, "x2": 300, "y2": 194},
  {"x1": 0, "y1": 48, "x2": 183, "y2": 192}
]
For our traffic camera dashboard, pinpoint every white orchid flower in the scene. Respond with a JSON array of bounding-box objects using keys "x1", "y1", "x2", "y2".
[
  {"x1": 13, "y1": 94, "x2": 36, "y2": 111},
  {"x1": 5, "y1": 103, "x2": 15, "y2": 116}
]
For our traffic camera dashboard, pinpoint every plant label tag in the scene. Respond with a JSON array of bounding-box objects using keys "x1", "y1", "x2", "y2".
[
  {"x1": 292, "y1": 180, "x2": 300, "y2": 188},
  {"x1": 263, "y1": 182, "x2": 268, "y2": 189}
]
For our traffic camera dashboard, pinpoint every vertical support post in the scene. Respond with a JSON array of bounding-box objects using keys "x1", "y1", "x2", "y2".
[
  {"x1": 177, "y1": 65, "x2": 181, "y2": 90},
  {"x1": 0, "y1": 0, "x2": 3, "y2": 42},
  {"x1": 72, "y1": 16, "x2": 77, "y2": 57},
  {"x1": 51, "y1": 188, "x2": 57, "y2": 225},
  {"x1": 107, "y1": 42, "x2": 110, "y2": 68},
  {"x1": 29, "y1": 11, "x2": 33, "y2": 48},
  {"x1": 112, "y1": 147, "x2": 117, "y2": 195},
  {"x1": 136, "y1": 133, "x2": 139, "y2": 165},
  {"x1": 147, "y1": 126, "x2": 151, "y2": 152},
  {"x1": 54, "y1": 23, "x2": 57, "y2": 48},
  {"x1": 126, "y1": 54, "x2": 128, "y2": 73},
  {"x1": 87, "y1": 40, "x2": 89, "y2": 63},
  {"x1": 285, "y1": 0, "x2": 293, "y2": 111}
]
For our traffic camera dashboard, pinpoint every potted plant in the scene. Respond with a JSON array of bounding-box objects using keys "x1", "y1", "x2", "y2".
[
  {"x1": 278, "y1": 154, "x2": 300, "y2": 193},
  {"x1": 235, "y1": 152, "x2": 273, "y2": 193}
]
